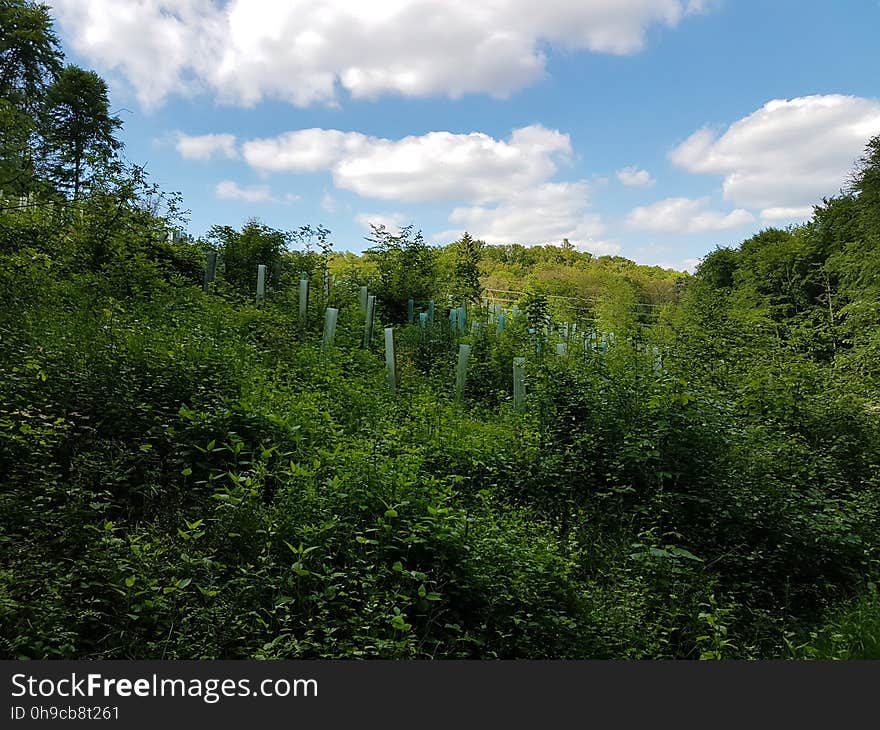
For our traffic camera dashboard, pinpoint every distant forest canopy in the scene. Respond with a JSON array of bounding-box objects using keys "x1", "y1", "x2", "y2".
[
  {"x1": 6, "y1": 1, "x2": 880, "y2": 661},
  {"x1": 330, "y1": 237, "x2": 686, "y2": 309}
]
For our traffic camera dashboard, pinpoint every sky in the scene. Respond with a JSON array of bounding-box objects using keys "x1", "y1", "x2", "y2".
[{"x1": 45, "y1": 0, "x2": 880, "y2": 270}]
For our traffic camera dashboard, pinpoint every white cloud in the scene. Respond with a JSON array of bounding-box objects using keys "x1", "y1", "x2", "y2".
[
  {"x1": 243, "y1": 125, "x2": 573, "y2": 204},
  {"x1": 437, "y1": 181, "x2": 614, "y2": 253},
  {"x1": 355, "y1": 212, "x2": 407, "y2": 233},
  {"x1": 617, "y1": 166, "x2": 655, "y2": 187},
  {"x1": 175, "y1": 132, "x2": 238, "y2": 160},
  {"x1": 243, "y1": 129, "x2": 369, "y2": 173},
  {"x1": 760, "y1": 206, "x2": 814, "y2": 223},
  {"x1": 626, "y1": 196, "x2": 755, "y2": 234},
  {"x1": 655, "y1": 257, "x2": 701, "y2": 272},
  {"x1": 284, "y1": 193, "x2": 302, "y2": 204},
  {"x1": 670, "y1": 95, "x2": 880, "y2": 219},
  {"x1": 215, "y1": 180, "x2": 275, "y2": 203},
  {"x1": 240, "y1": 124, "x2": 606, "y2": 247},
  {"x1": 48, "y1": 0, "x2": 709, "y2": 108}
]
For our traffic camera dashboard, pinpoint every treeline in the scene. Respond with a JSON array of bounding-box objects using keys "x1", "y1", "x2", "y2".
[{"x1": 667, "y1": 134, "x2": 880, "y2": 402}]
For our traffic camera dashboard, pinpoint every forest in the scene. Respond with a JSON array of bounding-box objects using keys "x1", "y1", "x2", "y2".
[{"x1": 3, "y1": 1, "x2": 880, "y2": 660}]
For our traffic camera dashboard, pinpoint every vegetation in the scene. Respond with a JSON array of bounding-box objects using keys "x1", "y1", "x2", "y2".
[{"x1": 2, "y1": 3, "x2": 880, "y2": 660}]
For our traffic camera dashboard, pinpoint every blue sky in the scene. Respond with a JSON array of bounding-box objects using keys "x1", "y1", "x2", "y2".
[{"x1": 47, "y1": 0, "x2": 880, "y2": 269}]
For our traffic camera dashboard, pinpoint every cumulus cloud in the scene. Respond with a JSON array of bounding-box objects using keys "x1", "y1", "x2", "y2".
[
  {"x1": 214, "y1": 180, "x2": 275, "y2": 203},
  {"x1": 617, "y1": 166, "x2": 655, "y2": 187},
  {"x1": 191, "y1": 122, "x2": 606, "y2": 248},
  {"x1": 626, "y1": 196, "x2": 754, "y2": 234},
  {"x1": 175, "y1": 132, "x2": 238, "y2": 160},
  {"x1": 760, "y1": 206, "x2": 814, "y2": 223},
  {"x1": 48, "y1": 0, "x2": 709, "y2": 108},
  {"x1": 669, "y1": 95, "x2": 880, "y2": 219},
  {"x1": 242, "y1": 125, "x2": 573, "y2": 204},
  {"x1": 652, "y1": 257, "x2": 701, "y2": 272},
  {"x1": 437, "y1": 181, "x2": 614, "y2": 252},
  {"x1": 242, "y1": 129, "x2": 369, "y2": 173}
]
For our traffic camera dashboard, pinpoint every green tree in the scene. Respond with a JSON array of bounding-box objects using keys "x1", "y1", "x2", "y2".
[
  {"x1": 852, "y1": 134, "x2": 880, "y2": 242},
  {"x1": 0, "y1": 0, "x2": 62, "y2": 110},
  {"x1": 39, "y1": 65, "x2": 122, "y2": 200},
  {"x1": 0, "y1": 0, "x2": 63, "y2": 193},
  {"x1": 207, "y1": 218, "x2": 287, "y2": 296},
  {"x1": 0, "y1": 100, "x2": 34, "y2": 193},
  {"x1": 520, "y1": 288, "x2": 549, "y2": 331},
  {"x1": 696, "y1": 247, "x2": 739, "y2": 290},
  {"x1": 365, "y1": 223, "x2": 437, "y2": 322},
  {"x1": 450, "y1": 231, "x2": 483, "y2": 303}
]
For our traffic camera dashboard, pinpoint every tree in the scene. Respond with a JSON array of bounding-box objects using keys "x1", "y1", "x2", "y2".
[
  {"x1": 851, "y1": 134, "x2": 880, "y2": 244},
  {"x1": 40, "y1": 65, "x2": 122, "y2": 200},
  {"x1": 290, "y1": 224, "x2": 334, "y2": 283},
  {"x1": 365, "y1": 224, "x2": 437, "y2": 322},
  {"x1": 206, "y1": 218, "x2": 288, "y2": 296},
  {"x1": 520, "y1": 288, "x2": 549, "y2": 331},
  {"x1": 0, "y1": 99, "x2": 34, "y2": 192},
  {"x1": 0, "y1": 0, "x2": 62, "y2": 111},
  {"x1": 0, "y1": 0, "x2": 62, "y2": 192},
  {"x1": 696, "y1": 246, "x2": 739, "y2": 290},
  {"x1": 451, "y1": 231, "x2": 483, "y2": 303}
]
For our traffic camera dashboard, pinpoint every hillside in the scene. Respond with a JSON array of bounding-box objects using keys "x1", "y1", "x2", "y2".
[{"x1": 2, "y1": 136, "x2": 880, "y2": 659}]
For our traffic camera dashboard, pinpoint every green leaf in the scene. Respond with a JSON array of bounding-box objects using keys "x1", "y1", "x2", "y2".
[{"x1": 670, "y1": 547, "x2": 703, "y2": 562}]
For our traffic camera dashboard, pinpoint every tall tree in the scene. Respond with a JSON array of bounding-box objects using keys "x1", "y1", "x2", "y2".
[
  {"x1": 0, "y1": 99, "x2": 34, "y2": 192},
  {"x1": 0, "y1": 0, "x2": 62, "y2": 111},
  {"x1": 40, "y1": 65, "x2": 122, "y2": 200},
  {"x1": 0, "y1": 0, "x2": 62, "y2": 193},
  {"x1": 852, "y1": 134, "x2": 880, "y2": 243},
  {"x1": 451, "y1": 231, "x2": 484, "y2": 303}
]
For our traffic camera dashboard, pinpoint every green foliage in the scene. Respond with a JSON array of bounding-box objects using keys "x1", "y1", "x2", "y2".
[
  {"x1": 788, "y1": 585, "x2": 880, "y2": 659},
  {"x1": 4, "y1": 12, "x2": 880, "y2": 657},
  {"x1": 520, "y1": 288, "x2": 549, "y2": 331},
  {"x1": 207, "y1": 219, "x2": 287, "y2": 298},
  {"x1": 0, "y1": 0, "x2": 62, "y2": 111},
  {"x1": 38, "y1": 65, "x2": 123, "y2": 200},
  {"x1": 0, "y1": 0, "x2": 62, "y2": 192},
  {"x1": 450, "y1": 231, "x2": 483, "y2": 303},
  {"x1": 695, "y1": 246, "x2": 738, "y2": 289},
  {"x1": 365, "y1": 224, "x2": 438, "y2": 323}
]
